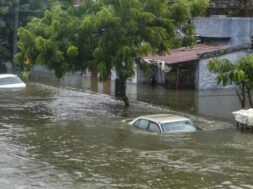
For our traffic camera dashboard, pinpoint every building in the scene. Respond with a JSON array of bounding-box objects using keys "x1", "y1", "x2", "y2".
[
  {"x1": 133, "y1": 14, "x2": 253, "y2": 90},
  {"x1": 142, "y1": 44, "x2": 252, "y2": 90},
  {"x1": 168, "y1": 0, "x2": 253, "y2": 16},
  {"x1": 192, "y1": 16, "x2": 253, "y2": 46},
  {"x1": 207, "y1": 0, "x2": 253, "y2": 17}
]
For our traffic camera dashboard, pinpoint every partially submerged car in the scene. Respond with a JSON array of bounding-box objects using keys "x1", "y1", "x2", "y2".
[
  {"x1": 0, "y1": 74, "x2": 26, "y2": 89},
  {"x1": 128, "y1": 114, "x2": 201, "y2": 134}
]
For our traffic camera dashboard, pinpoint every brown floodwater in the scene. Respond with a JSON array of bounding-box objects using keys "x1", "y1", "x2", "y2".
[{"x1": 0, "y1": 71, "x2": 252, "y2": 189}]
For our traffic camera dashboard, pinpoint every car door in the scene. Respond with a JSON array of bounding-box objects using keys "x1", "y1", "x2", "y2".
[
  {"x1": 136, "y1": 119, "x2": 149, "y2": 129},
  {"x1": 147, "y1": 121, "x2": 161, "y2": 133}
]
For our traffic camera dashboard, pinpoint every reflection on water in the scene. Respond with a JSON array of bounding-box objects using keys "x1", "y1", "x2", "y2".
[
  {"x1": 32, "y1": 70, "x2": 241, "y2": 121},
  {"x1": 0, "y1": 71, "x2": 252, "y2": 188}
]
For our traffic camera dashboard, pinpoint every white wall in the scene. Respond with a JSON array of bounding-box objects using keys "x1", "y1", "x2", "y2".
[
  {"x1": 192, "y1": 17, "x2": 253, "y2": 46},
  {"x1": 197, "y1": 50, "x2": 251, "y2": 89}
]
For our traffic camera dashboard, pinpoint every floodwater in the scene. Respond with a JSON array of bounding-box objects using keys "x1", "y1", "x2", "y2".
[{"x1": 0, "y1": 72, "x2": 253, "y2": 188}]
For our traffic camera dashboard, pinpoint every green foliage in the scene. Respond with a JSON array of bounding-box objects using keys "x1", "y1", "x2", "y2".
[
  {"x1": 138, "y1": 60, "x2": 152, "y2": 77},
  {"x1": 17, "y1": 0, "x2": 209, "y2": 106},
  {"x1": 208, "y1": 55, "x2": 253, "y2": 108},
  {"x1": 0, "y1": 0, "x2": 45, "y2": 63},
  {"x1": 190, "y1": 0, "x2": 209, "y2": 17},
  {"x1": 169, "y1": 0, "x2": 191, "y2": 24},
  {"x1": 168, "y1": 0, "x2": 208, "y2": 47},
  {"x1": 19, "y1": 70, "x2": 30, "y2": 81},
  {"x1": 0, "y1": 0, "x2": 14, "y2": 63},
  {"x1": 16, "y1": 5, "x2": 87, "y2": 78},
  {"x1": 169, "y1": 0, "x2": 209, "y2": 23},
  {"x1": 0, "y1": 0, "x2": 76, "y2": 64},
  {"x1": 181, "y1": 24, "x2": 196, "y2": 47},
  {"x1": 208, "y1": 56, "x2": 253, "y2": 88},
  {"x1": 67, "y1": 45, "x2": 78, "y2": 57},
  {"x1": 208, "y1": 58, "x2": 235, "y2": 85},
  {"x1": 237, "y1": 55, "x2": 253, "y2": 88}
]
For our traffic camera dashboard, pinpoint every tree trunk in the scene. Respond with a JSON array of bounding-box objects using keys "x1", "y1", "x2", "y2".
[
  {"x1": 116, "y1": 77, "x2": 129, "y2": 107},
  {"x1": 236, "y1": 84, "x2": 246, "y2": 109},
  {"x1": 123, "y1": 95, "x2": 129, "y2": 107},
  {"x1": 90, "y1": 69, "x2": 98, "y2": 92},
  {"x1": 242, "y1": 84, "x2": 246, "y2": 109},
  {"x1": 12, "y1": 0, "x2": 20, "y2": 73},
  {"x1": 236, "y1": 89, "x2": 243, "y2": 108},
  {"x1": 247, "y1": 87, "x2": 253, "y2": 108},
  {"x1": 121, "y1": 77, "x2": 129, "y2": 107}
]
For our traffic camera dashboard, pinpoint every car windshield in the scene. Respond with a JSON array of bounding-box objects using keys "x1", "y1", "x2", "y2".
[
  {"x1": 0, "y1": 76, "x2": 23, "y2": 85},
  {"x1": 161, "y1": 120, "x2": 197, "y2": 133}
]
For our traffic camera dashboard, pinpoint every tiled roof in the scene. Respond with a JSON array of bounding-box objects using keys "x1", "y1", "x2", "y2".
[{"x1": 145, "y1": 43, "x2": 227, "y2": 65}]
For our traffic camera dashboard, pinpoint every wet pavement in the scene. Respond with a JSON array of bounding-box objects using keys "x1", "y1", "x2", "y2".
[{"x1": 0, "y1": 72, "x2": 253, "y2": 188}]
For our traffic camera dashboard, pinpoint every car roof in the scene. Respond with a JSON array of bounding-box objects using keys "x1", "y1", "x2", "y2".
[
  {"x1": 0, "y1": 74, "x2": 18, "y2": 78},
  {"x1": 137, "y1": 114, "x2": 190, "y2": 124}
]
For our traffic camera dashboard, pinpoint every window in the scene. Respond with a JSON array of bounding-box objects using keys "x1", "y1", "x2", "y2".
[
  {"x1": 0, "y1": 77, "x2": 23, "y2": 85},
  {"x1": 133, "y1": 120, "x2": 140, "y2": 127},
  {"x1": 161, "y1": 120, "x2": 197, "y2": 133},
  {"x1": 148, "y1": 122, "x2": 161, "y2": 133},
  {"x1": 138, "y1": 119, "x2": 149, "y2": 129}
]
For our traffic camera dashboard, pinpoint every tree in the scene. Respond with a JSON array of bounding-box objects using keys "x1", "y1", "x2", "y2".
[
  {"x1": 0, "y1": 0, "x2": 74, "y2": 69},
  {"x1": 0, "y1": 0, "x2": 48, "y2": 70},
  {"x1": 0, "y1": 0, "x2": 15, "y2": 64},
  {"x1": 169, "y1": 0, "x2": 209, "y2": 47},
  {"x1": 16, "y1": 5, "x2": 86, "y2": 78},
  {"x1": 89, "y1": 0, "x2": 177, "y2": 106},
  {"x1": 190, "y1": 0, "x2": 209, "y2": 17},
  {"x1": 208, "y1": 55, "x2": 253, "y2": 109},
  {"x1": 17, "y1": 0, "x2": 209, "y2": 106}
]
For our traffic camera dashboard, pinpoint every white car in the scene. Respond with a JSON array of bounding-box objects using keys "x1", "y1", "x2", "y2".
[
  {"x1": 128, "y1": 114, "x2": 201, "y2": 134},
  {"x1": 0, "y1": 74, "x2": 26, "y2": 88}
]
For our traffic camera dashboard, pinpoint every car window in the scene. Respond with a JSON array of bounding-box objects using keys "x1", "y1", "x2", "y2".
[
  {"x1": 138, "y1": 119, "x2": 149, "y2": 129},
  {"x1": 0, "y1": 77, "x2": 23, "y2": 85},
  {"x1": 133, "y1": 120, "x2": 140, "y2": 127},
  {"x1": 161, "y1": 120, "x2": 197, "y2": 133},
  {"x1": 148, "y1": 122, "x2": 161, "y2": 133}
]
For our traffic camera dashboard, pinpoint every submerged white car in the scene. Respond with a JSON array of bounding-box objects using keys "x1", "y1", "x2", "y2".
[
  {"x1": 128, "y1": 114, "x2": 201, "y2": 134},
  {"x1": 0, "y1": 74, "x2": 26, "y2": 88}
]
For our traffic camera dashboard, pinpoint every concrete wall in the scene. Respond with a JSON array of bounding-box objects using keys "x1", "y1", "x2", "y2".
[
  {"x1": 136, "y1": 65, "x2": 150, "y2": 84},
  {"x1": 197, "y1": 50, "x2": 252, "y2": 89},
  {"x1": 209, "y1": 0, "x2": 243, "y2": 8},
  {"x1": 33, "y1": 64, "x2": 136, "y2": 84},
  {"x1": 192, "y1": 17, "x2": 253, "y2": 46},
  {"x1": 136, "y1": 65, "x2": 166, "y2": 85}
]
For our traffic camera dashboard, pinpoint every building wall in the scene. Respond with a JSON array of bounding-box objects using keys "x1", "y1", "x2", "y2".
[
  {"x1": 208, "y1": 0, "x2": 253, "y2": 16},
  {"x1": 169, "y1": 0, "x2": 253, "y2": 16},
  {"x1": 192, "y1": 17, "x2": 253, "y2": 46},
  {"x1": 209, "y1": 0, "x2": 243, "y2": 7},
  {"x1": 197, "y1": 50, "x2": 252, "y2": 89},
  {"x1": 136, "y1": 65, "x2": 166, "y2": 85},
  {"x1": 136, "y1": 65, "x2": 150, "y2": 84}
]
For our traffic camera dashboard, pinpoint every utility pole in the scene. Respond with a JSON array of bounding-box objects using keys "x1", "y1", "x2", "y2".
[{"x1": 12, "y1": 0, "x2": 20, "y2": 73}]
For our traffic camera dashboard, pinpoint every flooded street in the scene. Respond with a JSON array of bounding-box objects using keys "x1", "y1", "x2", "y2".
[{"x1": 0, "y1": 73, "x2": 253, "y2": 188}]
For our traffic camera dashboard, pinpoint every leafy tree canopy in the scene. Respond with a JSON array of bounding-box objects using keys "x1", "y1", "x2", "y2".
[
  {"x1": 208, "y1": 55, "x2": 253, "y2": 108},
  {"x1": 17, "y1": 0, "x2": 209, "y2": 106},
  {"x1": 0, "y1": 0, "x2": 75, "y2": 64}
]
